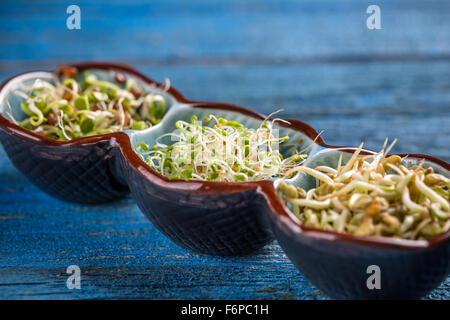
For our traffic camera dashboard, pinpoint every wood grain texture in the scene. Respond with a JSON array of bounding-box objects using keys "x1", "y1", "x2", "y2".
[{"x1": 0, "y1": 0, "x2": 449, "y2": 299}]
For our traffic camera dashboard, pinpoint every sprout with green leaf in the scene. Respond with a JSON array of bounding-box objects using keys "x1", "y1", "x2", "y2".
[{"x1": 8, "y1": 70, "x2": 167, "y2": 140}]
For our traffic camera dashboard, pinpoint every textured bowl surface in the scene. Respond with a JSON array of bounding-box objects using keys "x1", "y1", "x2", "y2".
[{"x1": 0, "y1": 63, "x2": 321, "y2": 254}]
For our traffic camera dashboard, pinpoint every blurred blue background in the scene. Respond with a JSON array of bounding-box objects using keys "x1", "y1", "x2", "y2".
[{"x1": 0, "y1": 0, "x2": 449, "y2": 299}]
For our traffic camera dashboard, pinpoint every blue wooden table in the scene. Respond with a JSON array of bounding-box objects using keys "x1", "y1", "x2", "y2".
[{"x1": 0, "y1": 0, "x2": 449, "y2": 299}]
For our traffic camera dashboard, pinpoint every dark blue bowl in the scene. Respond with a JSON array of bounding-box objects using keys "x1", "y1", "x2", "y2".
[{"x1": 1, "y1": 62, "x2": 449, "y2": 298}]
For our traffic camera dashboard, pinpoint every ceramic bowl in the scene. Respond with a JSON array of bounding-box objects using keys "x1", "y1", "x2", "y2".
[
  {"x1": 1, "y1": 63, "x2": 449, "y2": 298},
  {"x1": 266, "y1": 148, "x2": 450, "y2": 299},
  {"x1": 0, "y1": 62, "x2": 181, "y2": 204},
  {"x1": 114, "y1": 102, "x2": 322, "y2": 255},
  {"x1": 0, "y1": 62, "x2": 320, "y2": 255}
]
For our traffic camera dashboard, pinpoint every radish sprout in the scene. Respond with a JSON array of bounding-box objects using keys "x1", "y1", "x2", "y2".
[{"x1": 136, "y1": 114, "x2": 308, "y2": 182}]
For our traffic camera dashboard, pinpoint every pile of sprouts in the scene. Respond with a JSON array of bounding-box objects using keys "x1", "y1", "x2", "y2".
[
  {"x1": 7, "y1": 66, "x2": 167, "y2": 140},
  {"x1": 278, "y1": 140, "x2": 450, "y2": 240},
  {"x1": 136, "y1": 114, "x2": 307, "y2": 182}
]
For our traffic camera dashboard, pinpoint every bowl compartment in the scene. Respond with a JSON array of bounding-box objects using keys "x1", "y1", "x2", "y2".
[
  {"x1": 0, "y1": 67, "x2": 176, "y2": 203},
  {"x1": 270, "y1": 148, "x2": 450, "y2": 299},
  {"x1": 0, "y1": 69, "x2": 176, "y2": 127},
  {"x1": 118, "y1": 103, "x2": 321, "y2": 255},
  {"x1": 128, "y1": 103, "x2": 321, "y2": 170}
]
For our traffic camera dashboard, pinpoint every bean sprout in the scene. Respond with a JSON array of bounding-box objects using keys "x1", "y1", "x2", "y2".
[{"x1": 278, "y1": 140, "x2": 450, "y2": 240}]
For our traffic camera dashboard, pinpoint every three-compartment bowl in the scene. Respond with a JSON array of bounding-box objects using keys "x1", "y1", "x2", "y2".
[{"x1": 0, "y1": 62, "x2": 449, "y2": 299}]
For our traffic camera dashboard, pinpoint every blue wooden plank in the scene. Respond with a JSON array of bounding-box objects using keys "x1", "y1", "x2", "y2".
[{"x1": 0, "y1": 0, "x2": 449, "y2": 63}]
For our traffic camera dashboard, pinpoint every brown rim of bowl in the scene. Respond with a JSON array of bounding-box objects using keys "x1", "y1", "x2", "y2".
[{"x1": 1, "y1": 62, "x2": 449, "y2": 251}]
